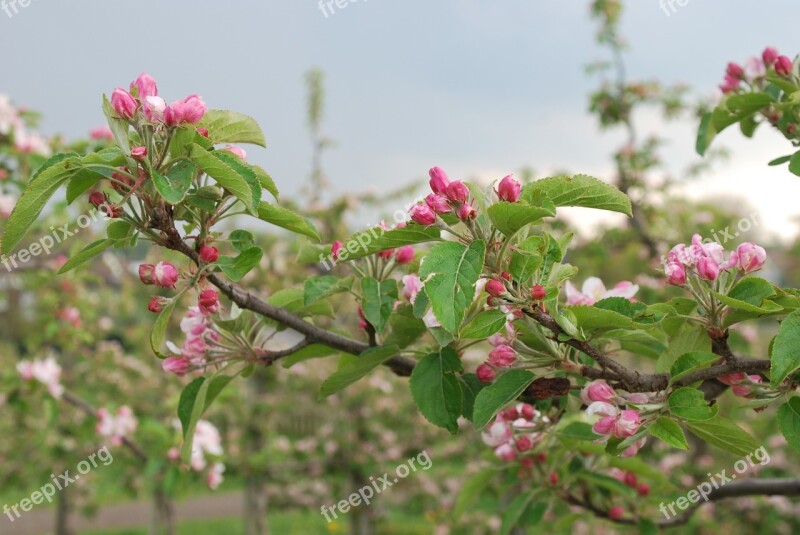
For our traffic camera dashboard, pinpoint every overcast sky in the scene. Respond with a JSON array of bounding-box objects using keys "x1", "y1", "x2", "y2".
[{"x1": 3, "y1": 1, "x2": 800, "y2": 240}]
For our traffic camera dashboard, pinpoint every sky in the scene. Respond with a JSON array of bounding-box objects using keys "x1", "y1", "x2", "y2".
[{"x1": 2, "y1": 0, "x2": 800, "y2": 241}]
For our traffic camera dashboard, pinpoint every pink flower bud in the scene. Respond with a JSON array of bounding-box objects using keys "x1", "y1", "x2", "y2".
[
  {"x1": 608, "y1": 506, "x2": 624, "y2": 521},
  {"x1": 198, "y1": 289, "x2": 220, "y2": 314},
  {"x1": 488, "y1": 344, "x2": 517, "y2": 368},
  {"x1": 458, "y1": 203, "x2": 477, "y2": 221},
  {"x1": 197, "y1": 127, "x2": 210, "y2": 138},
  {"x1": 613, "y1": 410, "x2": 641, "y2": 439},
  {"x1": 162, "y1": 357, "x2": 190, "y2": 376},
  {"x1": 731, "y1": 375, "x2": 762, "y2": 398},
  {"x1": 719, "y1": 74, "x2": 741, "y2": 94},
  {"x1": 111, "y1": 88, "x2": 137, "y2": 119},
  {"x1": 89, "y1": 126, "x2": 114, "y2": 141},
  {"x1": 222, "y1": 145, "x2": 247, "y2": 161},
  {"x1": 519, "y1": 403, "x2": 535, "y2": 420},
  {"x1": 131, "y1": 146, "x2": 147, "y2": 161},
  {"x1": 485, "y1": 279, "x2": 506, "y2": 298},
  {"x1": 726, "y1": 62, "x2": 745, "y2": 80},
  {"x1": 623, "y1": 472, "x2": 637, "y2": 487},
  {"x1": 496, "y1": 175, "x2": 521, "y2": 202},
  {"x1": 199, "y1": 245, "x2": 219, "y2": 263},
  {"x1": 665, "y1": 262, "x2": 686, "y2": 285},
  {"x1": 130, "y1": 72, "x2": 158, "y2": 99},
  {"x1": 88, "y1": 191, "x2": 107, "y2": 209},
  {"x1": 718, "y1": 372, "x2": 746, "y2": 385},
  {"x1": 424, "y1": 193, "x2": 450, "y2": 214},
  {"x1": 776, "y1": 55, "x2": 793, "y2": 77},
  {"x1": 494, "y1": 443, "x2": 517, "y2": 462},
  {"x1": 138, "y1": 264, "x2": 155, "y2": 285},
  {"x1": 515, "y1": 436, "x2": 533, "y2": 452},
  {"x1": 153, "y1": 261, "x2": 179, "y2": 288},
  {"x1": 445, "y1": 180, "x2": 469, "y2": 203},
  {"x1": 530, "y1": 284, "x2": 546, "y2": 300},
  {"x1": 428, "y1": 166, "x2": 450, "y2": 195},
  {"x1": 476, "y1": 363, "x2": 495, "y2": 383},
  {"x1": 637, "y1": 483, "x2": 650, "y2": 496},
  {"x1": 395, "y1": 245, "x2": 414, "y2": 264},
  {"x1": 409, "y1": 203, "x2": 437, "y2": 226},
  {"x1": 142, "y1": 96, "x2": 166, "y2": 122},
  {"x1": 165, "y1": 94, "x2": 207, "y2": 126},
  {"x1": 377, "y1": 248, "x2": 395, "y2": 259},
  {"x1": 580, "y1": 380, "x2": 616, "y2": 404},
  {"x1": 696, "y1": 255, "x2": 720, "y2": 281},
  {"x1": 763, "y1": 47, "x2": 779, "y2": 67},
  {"x1": 111, "y1": 168, "x2": 135, "y2": 193},
  {"x1": 549, "y1": 472, "x2": 559, "y2": 485},
  {"x1": 148, "y1": 296, "x2": 166, "y2": 313},
  {"x1": 736, "y1": 242, "x2": 766, "y2": 273},
  {"x1": 331, "y1": 240, "x2": 344, "y2": 261}
]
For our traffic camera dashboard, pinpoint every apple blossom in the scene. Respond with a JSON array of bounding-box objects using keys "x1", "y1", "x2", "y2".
[
  {"x1": 111, "y1": 88, "x2": 137, "y2": 119},
  {"x1": 223, "y1": 145, "x2": 247, "y2": 161},
  {"x1": 445, "y1": 180, "x2": 469, "y2": 203},
  {"x1": 488, "y1": 344, "x2": 517, "y2": 368},
  {"x1": 726, "y1": 62, "x2": 744, "y2": 80},
  {"x1": 428, "y1": 166, "x2": 450, "y2": 195},
  {"x1": 530, "y1": 284, "x2": 546, "y2": 301},
  {"x1": 763, "y1": 47, "x2": 779, "y2": 67},
  {"x1": 143, "y1": 96, "x2": 167, "y2": 122},
  {"x1": 395, "y1": 245, "x2": 415, "y2": 264},
  {"x1": 401, "y1": 274, "x2": 422, "y2": 303},
  {"x1": 565, "y1": 277, "x2": 638, "y2": 306},
  {"x1": 409, "y1": 203, "x2": 436, "y2": 226},
  {"x1": 579, "y1": 380, "x2": 616, "y2": 405},
  {"x1": 696, "y1": 255, "x2": 720, "y2": 281},
  {"x1": 457, "y1": 203, "x2": 476, "y2": 221},
  {"x1": 198, "y1": 289, "x2": 220, "y2": 314},
  {"x1": 130, "y1": 72, "x2": 158, "y2": 99},
  {"x1": 665, "y1": 262, "x2": 687, "y2": 285},
  {"x1": 96, "y1": 406, "x2": 138, "y2": 447},
  {"x1": 775, "y1": 55, "x2": 793, "y2": 76},
  {"x1": 424, "y1": 193, "x2": 450, "y2": 214},
  {"x1": 153, "y1": 261, "x2": 179, "y2": 288},
  {"x1": 496, "y1": 175, "x2": 521, "y2": 202},
  {"x1": 131, "y1": 146, "x2": 147, "y2": 160},
  {"x1": 89, "y1": 126, "x2": 114, "y2": 140},
  {"x1": 331, "y1": 240, "x2": 344, "y2": 261},
  {"x1": 736, "y1": 242, "x2": 767, "y2": 273},
  {"x1": 476, "y1": 363, "x2": 496, "y2": 384},
  {"x1": 164, "y1": 94, "x2": 208, "y2": 126},
  {"x1": 16, "y1": 357, "x2": 63, "y2": 398},
  {"x1": 199, "y1": 245, "x2": 220, "y2": 263},
  {"x1": 162, "y1": 356, "x2": 190, "y2": 376},
  {"x1": 148, "y1": 296, "x2": 167, "y2": 313},
  {"x1": 485, "y1": 279, "x2": 506, "y2": 298}
]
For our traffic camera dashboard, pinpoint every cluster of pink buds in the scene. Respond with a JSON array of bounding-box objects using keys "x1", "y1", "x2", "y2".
[
  {"x1": 139, "y1": 261, "x2": 180, "y2": 288},
  {"x1": 96, "y1": 406, "x2": 138, "y2": 447},
  {"x1": 162, "y1": 306, "x2": 222, "y2": 376},
  {"x1": 719, "y1": 47, "x2": 794, "y2": 93},
  {"x1": 609, "y1": 468, "x2": 650, "y2": 497},
  {"x1": 719, "y1": 372, "x2": 764, "y2": 398},
  {"x1": 665, "y1": 235, "x2": 766, "y2": 285},
  {"x1": 409, "y1": 167, "x2": 522, "y2": 226},
  {"x1": 111, "y1": 72, "x2": 207, "y2": 126},
  {"x1": 582, "y1": 380, "x2": 647, "y2": 457},
  {"x1": 482, "y1": 403, "x2": 550, "y2": 462},
  {"x1": 476, "y1": 310, "x2": 521, "y2": 383}
]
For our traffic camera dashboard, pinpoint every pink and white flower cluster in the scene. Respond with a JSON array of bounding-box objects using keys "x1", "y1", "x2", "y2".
[
  {"x1": 665, "y1": 234, "x2": 766, "y2": 284},
  {"x1": 162, "y1": 306, "x2": 221, "y2": 376},
  {"x1": 582, "y1": 379, "x2": 646, "y2": 457},
  {"x1": 111, "y1": 72, "x2": 207, "y2": 127},
  {"x1": 96, "y1": 406, "x2": 138, "y2": 447},
  {"x1": 565, "y1": 277, "x2": 639, "y2": 306},
  {"x1": 482, "y1": 403, "x2": 550, "y2": 463},
  {"x1": 0, "y1": 94, "x2": 51, "y2": 156},
  {"x1": 17, "y1": 357, "x2": 63, "y2": 398},
  {"x1": 168, "y1": 419, "x2": 225, "y2": 490}
]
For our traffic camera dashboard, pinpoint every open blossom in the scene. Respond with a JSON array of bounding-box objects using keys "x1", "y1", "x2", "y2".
[
  {"x1": 190, "y1": 420, "x2": 224, "y2": 472},
  {"x1": 588, "y1": 403, "x2": 642, "y2": 439},
  {"x1": 0, "y1": 94, "x2": 18, "y2": 135},
  {"x1": 736, "y1": 243, "x2": 766, "y2": 273},
  {"x1": 165, "y1": 94, "x2": 207, "y2": 126},
  {"x1": 17, "y1": 357, "x2": 63, "y2": 398},
  {"x1": 14, "y1": 127, "x2": 51, "y2": 156},
  {"x1": 401, "y1": 275, "x2": 422, "y2": 303},
  {"x1": 206, "y1": 462, "x2": 225, "y2": 490},
  {"x1": 96, "y1": 406, "x2": 138, "y2": 447},
  {"x1": 565, "y1": 277, "x2": 638, "y2": 306}
]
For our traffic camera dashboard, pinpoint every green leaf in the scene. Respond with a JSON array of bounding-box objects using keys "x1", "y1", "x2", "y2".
[
  {"x1": 150, "y1": 298, "x2": 179, "y2": 356},
  {"x1": 777, "y1": 397, "x2": 800, "y2": 454},
  {"x1": 360, "y1": 277, "x2": 398, "y2": 333},
  {"x1": 460, "y1": 309, "x2": 507, "y2": 339},
  {"x1": 790, "y1": 151, "x2": 800, "y2": 177},
  {"x1": 472, "y1": 369, "x2": 536, "y2": 428},
  {"x1": 570, "y1": 305, "x2": 635, "y2": 333},
  {"x1": 319, "y1": 345, "x2": 400, "y2": 397},
  {"x1": 453, "y1": 468, "x2": 496, "y2": 518},
  {"x1": 670, "y1": 351, "x2": 720, "y2": 384},
  {"x1": 152, "y1": 160, "x2": 196, "y2": 204},
  {"x1": 179, "y1": 372, "x2": 237, "y2": 463},
  {"x1": 229, "y1": 229, "x2": 255, "y2": 252},
  {"x1": 107, "y1": 220, "x2": 133, "y2": 240},
  {"x1": 198, "y1": 109, "x2": 266, "y2": 147},
  {"x1": 65, "y1": 168, "x2": 107, "y2": 204},
  {"x1": 714, "y1": 277, "x2": 781, "y2": 314},
  {"x1": 500, "y1": 490, "x2": 540, "y2": 535},
  {"x1": 281, "y1": 344, "x2": 338, "y2": 369},
  {"x1": 409, "y1": 348, "x2": 463, "y2": 434},
  {"x1": 696, "y1": 111, "x2": 717, "y2": 156},
  {"x1": 656, "y1": 322, "x2": 711, "y2": 373},
  {"x1": 772, "y1": 309, "x2": 800, "y2": 388},
  {"x1": 419, "y1": 241, "x2": 486, "y2": 334},
  {"x1": 2, "y1": 153, "x2": 80, "y2": 254},
  {"x1": 217, "y1": 246, "x2": 263, "y2": 282},
  {"x1": 303, "y1": 275, "x2": 353, "y2": 306},
  {"x1": 648, "y1": 417, "x2": 689, "y2": 450},
  {"x1": 458, "y1": 374, "x2": 485, "y2": 422},
  {"x1": 521, "y1": 174, "x2": 632, "y2": 217},
  {"x1": 668, "y1": 387, "x2": 718, "y2": 421},
  {"x1": 101, "y1": 94, "x2": 131, "y2": 153},
  {"x1": 509, "y1": 244, "x2": 543, "y2": 285},
  {"x1": 257, "y1": 202, "x2": 320, "y2": 241},
  {"x1": 486, "y1": 200, "x2": 555, "y2": 236},
  {"x1": 189, "y1": 144, "x2": 260, "y2": 214},
  {"x1": 178, "y1": 377, "x2": 205, "y2": 440},
  {"x1": 768, "y1": 154, "x2": 793, "y2": 166},
  {"x1": 685, "y1": 417, "x2": 759, "y2": 456},
  {"x1": 252, "y1": 165, "x2": 278, "y2": 199},
  {"x1": 558, "y1": 422, "x2": 598, "y2": 442},
  {"x1": 57, "y1": 239, "x2": 114, "y2": 274},
  {"x1": 339, "y1": 224, "x2": 443, "y2": 261},
  {"x1": 384, "y1": 304, "x2": 427, "y2": 349}
]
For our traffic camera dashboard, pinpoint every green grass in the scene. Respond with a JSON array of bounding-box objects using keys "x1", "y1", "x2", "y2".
[{"x1": 82, "y1": 510, "x2": 435, "y2": 535}]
